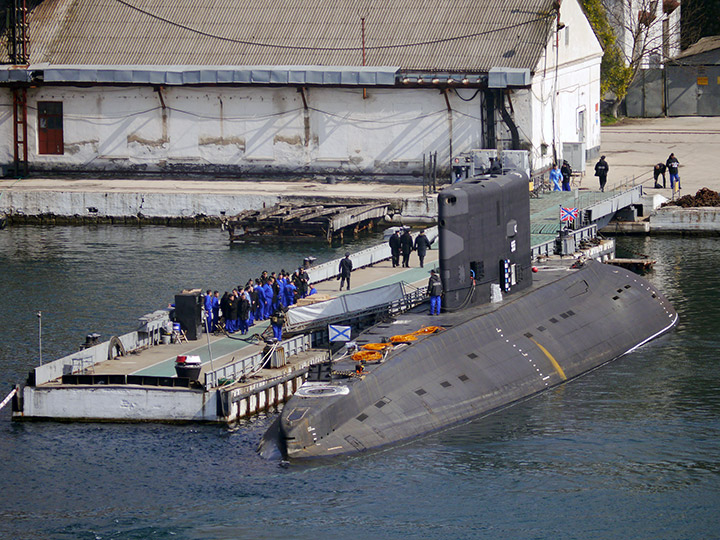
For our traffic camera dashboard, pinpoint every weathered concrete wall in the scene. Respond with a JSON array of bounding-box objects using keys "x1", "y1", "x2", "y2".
[
  {"x1": 21, "y1": 385, "x2": 218, "y2": 421},
  {"x1": 0, "y1": 85, "x2": 486, "y2": 178},
  {"x1": 649, "y1": 206, "x2": 720, "y2": 233},
  {"x1": 0, "y1": 189, "x2": 437, "y2": 222}
]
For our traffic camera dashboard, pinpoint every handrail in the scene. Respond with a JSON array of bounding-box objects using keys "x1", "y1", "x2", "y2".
[
  {"x1": 284, "y1": 288, "x2": 427, "y2": 335},
  {"x1": 203, "y1": 333, "x2": 312, "y2": 390}
]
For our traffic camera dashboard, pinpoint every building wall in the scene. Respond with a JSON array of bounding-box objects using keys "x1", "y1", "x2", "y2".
[
  {"x1": 0, "y1": 85, "x2": 487, "y2": 178},
  {"x1": 515, "y1": 0, "x2": 603, "y2": 172}
]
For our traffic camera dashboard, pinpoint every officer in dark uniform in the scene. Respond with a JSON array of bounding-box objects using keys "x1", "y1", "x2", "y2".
[
  {"x1": 400, "y1": 229, "x2": 413, "y2": 268},
  {"x1": 413, "y1": 230, "x2": 432, "y2": 268},
  {"x1": 389, "y1": 230, "x2": 401, "y2": 267}
]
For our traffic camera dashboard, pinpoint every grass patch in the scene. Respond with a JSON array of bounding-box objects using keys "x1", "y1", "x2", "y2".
[{"x1": 601, "y1": 114, "x2": 620, "y2": 126}]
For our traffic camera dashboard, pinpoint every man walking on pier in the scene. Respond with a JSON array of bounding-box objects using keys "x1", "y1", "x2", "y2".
[
  {"x1": 400, "y1": 229, "x2": 413, "y2": 268},
  {"x1": 339, "y1": 252, "x2": 353, "y2": 291},
  {"x1": 414, "y1": 230, "x2": 432, "y2": 268},
  {"x1": 595, "y1": 155, "x2": 609, "y2": 192},
  {"x1": 389, "y1": 229, "x2": 401, "y2": 267}
]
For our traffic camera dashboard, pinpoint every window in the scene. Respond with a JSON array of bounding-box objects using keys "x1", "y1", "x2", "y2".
[{"x1": 38, "y1": 101, "x2": 63, "y2": 155}]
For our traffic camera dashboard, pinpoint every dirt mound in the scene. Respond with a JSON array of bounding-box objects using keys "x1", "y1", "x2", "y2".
[{"x1": 661, "y1": 188, "x2": 720, "y2": 208}]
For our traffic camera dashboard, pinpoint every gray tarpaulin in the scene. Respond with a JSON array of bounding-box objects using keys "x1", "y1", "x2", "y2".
[{"x1": 286, "y1": 282, "x2": 406, "y2": 328}]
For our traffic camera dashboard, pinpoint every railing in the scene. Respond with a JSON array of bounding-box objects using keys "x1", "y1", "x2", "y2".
[
  {"x1": 203, "y1": 333, "x2": 312, "y2": 390},
  {"x1": 531, "y1": 223, "x2": 598, "y2": 259},
  {"x1": 307, "y1": 226, "x2": 438, "y2": 283},
  {"x1": 285, "y1": 285, "x2": 427, "y2": 336}
]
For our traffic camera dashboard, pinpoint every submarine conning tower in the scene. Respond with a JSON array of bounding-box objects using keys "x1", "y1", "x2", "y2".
[{"x1": 438, "y1": 171, "x2": 532, "y2": 310}]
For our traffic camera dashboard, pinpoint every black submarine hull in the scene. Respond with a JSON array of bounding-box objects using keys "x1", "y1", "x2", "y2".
[
  {"x1": 260, "y1": 172, "x2": 677, "y2": 460},
  {"x1": 264, "y1": 259, "x2": 677, "y2": 460}
]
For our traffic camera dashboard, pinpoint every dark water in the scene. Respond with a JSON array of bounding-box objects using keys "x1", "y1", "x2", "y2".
[{"x1": 1, "y1": 228, "x2": 719, "y2": 540}]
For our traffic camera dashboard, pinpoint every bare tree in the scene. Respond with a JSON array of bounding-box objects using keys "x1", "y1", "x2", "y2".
[{"x1": 602, "y1": 0, "x2": 681, "y2": 116}]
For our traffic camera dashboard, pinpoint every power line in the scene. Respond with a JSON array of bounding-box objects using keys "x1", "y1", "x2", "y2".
[{"x1": 115, "y1": 0, "x2": 553, "y2": 53}]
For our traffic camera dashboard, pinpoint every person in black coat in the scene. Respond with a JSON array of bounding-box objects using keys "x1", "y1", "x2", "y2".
[
  {"x1": 653, "y1": 162, "x2": 667, "y2": 188},
  {"x1": 560, "y1": 160, "x2": 572, "y2": 191},
  {"x1": 594, "y1": 155, "x2": 609, "y2": 192},
  {"x1": 413, "y1": 230, "x2": 432, "y2": 268},
  {"x1": 227, "y1": 292, "x2": 239, "y2": 333},
  {"x1": 338, "y1": 252, "x2": 353, "y2": 291},
  {"x1": 388, "y1": 230, "x2": 401, "y2": 267},
  {"x1": 400, "y1": 229, "x2": 413, "y2": 268}
]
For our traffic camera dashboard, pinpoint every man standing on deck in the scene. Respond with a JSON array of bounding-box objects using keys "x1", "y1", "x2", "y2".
[
  {"x1": 549, "y1": 163, "x2": 562, "y2": 191},
  {"x1": 211, "y1": 291, "x2": 220, "y2": 332},
  {"x1": 203, "y1": 290, "x2": 213, "y2": 333},
  {"x1": 389, "y1": 229, "x2": 401, "y2": 267},
  {"x1": 339, "y1": 252, "x2": 353, "y2": 291},
  {"x1": 427, "y1": 269, "x2": 443, "y2": 315},
  {"x1": 594, "y1": 155, "x2": 609, "y2": 192},
  {"x1": 561, "y1": 160, "x2": 572, "y2": 191},
  {"x1": 270, "y1": 306, "x2": 287, "y2": 341}
]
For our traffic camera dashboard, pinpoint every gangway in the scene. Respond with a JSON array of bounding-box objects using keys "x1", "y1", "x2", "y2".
[{"x1": 284, "y1": 281, "x2": 427, "y2": 336}]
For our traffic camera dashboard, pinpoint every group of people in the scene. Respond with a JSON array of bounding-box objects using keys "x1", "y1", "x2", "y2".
[
  {"x1": 388, "y1": 228, "x2": 433, "y2": 268},
  {"x1": 202, "y1": 267, "x2": 316, "y2": 338},
  {"x1": 596, "y1": 153, "x2": 681, "y2": 192},
  {"x1": 549, "y1": 160, "x2": 574, "y2": 191},
  {"x1": 653, "y1": 153, "x2": 681, "y2": 191}
]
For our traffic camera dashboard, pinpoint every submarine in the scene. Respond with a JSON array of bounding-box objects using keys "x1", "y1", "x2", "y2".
[{"x1": 259, "y1": 171, "x2": 678, "y2": 460}]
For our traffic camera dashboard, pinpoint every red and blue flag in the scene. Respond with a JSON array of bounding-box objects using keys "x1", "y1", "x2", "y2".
[{"x1": 560, "y1": 207, "x2": 579, "y2": 222}]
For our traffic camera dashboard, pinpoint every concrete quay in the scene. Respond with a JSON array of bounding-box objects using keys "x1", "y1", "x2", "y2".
[
  {"x1": 1, "y1": 116, "x2": 717, "y2": 233},
  {"x1": 0, "y1": 176, "x2": 438, "y2": 225}
]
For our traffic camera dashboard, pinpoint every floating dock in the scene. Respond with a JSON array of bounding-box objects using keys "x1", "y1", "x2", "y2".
[{"x1": 223, "y1": 202, "x2": 391, "y2": 242}]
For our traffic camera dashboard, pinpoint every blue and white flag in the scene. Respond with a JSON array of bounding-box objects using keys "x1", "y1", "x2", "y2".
[{"x1": 329, "y1": 324, "x2": 351, "y2": 342}]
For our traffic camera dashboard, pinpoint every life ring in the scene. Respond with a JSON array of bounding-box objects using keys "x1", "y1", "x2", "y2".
[
  {"x1": 362, "y1": 343, "x2": 391, "y2": 351},
  {"x1": 351, "y1": 350, "x2": 382, "y2": 362}
]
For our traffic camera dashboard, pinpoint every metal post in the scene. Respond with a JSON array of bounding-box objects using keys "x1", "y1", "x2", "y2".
[
  {"x1": 422, "y1": 153, "x2": 427, "y2": 197},
  {"x1": 37, "y1": 310, "x2": 42, "y2": 365}
]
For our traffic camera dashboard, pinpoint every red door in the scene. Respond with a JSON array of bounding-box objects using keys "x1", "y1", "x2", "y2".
[{"x1": 38, "y1": 102, "x2": 64, "y2": 155}]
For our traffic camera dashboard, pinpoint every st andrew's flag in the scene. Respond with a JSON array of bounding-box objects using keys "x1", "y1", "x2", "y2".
[{"x1": 560, "y1": 207, "x2": 579, "y2": 222}]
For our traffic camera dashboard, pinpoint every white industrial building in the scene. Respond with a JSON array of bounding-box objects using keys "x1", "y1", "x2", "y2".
[{"x1": 0, "y1": 0, "x2": 603, "y2": 178}]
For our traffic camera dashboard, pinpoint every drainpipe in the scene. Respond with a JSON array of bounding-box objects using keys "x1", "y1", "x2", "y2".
[
  {"x1": 299, "y1": 87, "x2": 311, "y2": 150},
  {"x1": 484, "y1": 89, "x2": 496, "y2": 149},
  {"x1": 497, "y1": 89, "x2": 520, "y2": 150},
  {"x1": 443, "y1": 88, "x2": 453, "y2": 160}
]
